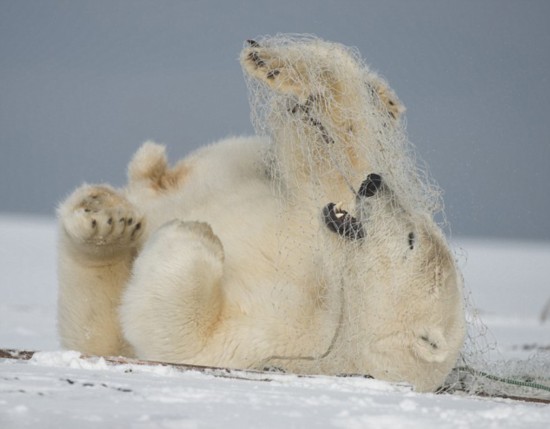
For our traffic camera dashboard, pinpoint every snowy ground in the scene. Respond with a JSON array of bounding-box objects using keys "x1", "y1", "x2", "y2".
[{"x1": 1, "y1": 215, "x2": 549, "y2": 428}]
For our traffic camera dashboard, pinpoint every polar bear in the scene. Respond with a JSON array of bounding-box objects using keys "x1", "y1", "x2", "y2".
[{"x1": 57, "y1": 36, "x2": 465, "y2": 392}]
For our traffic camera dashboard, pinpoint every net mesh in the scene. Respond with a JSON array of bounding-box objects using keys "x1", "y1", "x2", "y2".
[
  {"x1": 241, "y1": 34, "x2": 550, "y2": 399},
  {"x1": 449, "y1": 280, "x2": 550, "y2": 399}
]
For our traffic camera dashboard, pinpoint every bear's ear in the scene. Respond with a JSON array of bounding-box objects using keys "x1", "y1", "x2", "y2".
[
  {"x1": 413, "y1": 329, "x2": 449, "y2": 363},
  {"x1": 358, "y1": 173, "x2": 383, "y2": 198}
]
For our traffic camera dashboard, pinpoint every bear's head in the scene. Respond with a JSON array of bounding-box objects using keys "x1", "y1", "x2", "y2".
[{"x1": 322, "y1": 173, "x2": 465, "y2": 390}]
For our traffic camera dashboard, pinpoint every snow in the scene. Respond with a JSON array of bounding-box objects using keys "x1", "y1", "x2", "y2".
[{"x1": 1, "y1": 215, "x2": 549, "y2": 428}]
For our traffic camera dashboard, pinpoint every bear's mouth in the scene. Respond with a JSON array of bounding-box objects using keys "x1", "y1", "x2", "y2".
[{"x1": 323, "y1": 202, "x2": 364, "y2": 240}]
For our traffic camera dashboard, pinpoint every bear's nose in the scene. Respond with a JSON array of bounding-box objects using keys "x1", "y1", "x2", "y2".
[{"x1": 358, "y1": 173, "x2": 383, "y2": 198}]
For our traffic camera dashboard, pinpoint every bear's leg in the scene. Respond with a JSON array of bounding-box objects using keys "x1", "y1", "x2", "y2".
[
  {"x1": 241, "y1": 40, "x2": 368, "y2": 197},
  {"x1": 120, "y1": 220, "x2": 224, "y2": 363},
  {"x1": 241, "y1": 41, "x2": 405, "y2": 199},
  {"x1": 57, "y1": 184, "x2": 145, "y2": 356}
]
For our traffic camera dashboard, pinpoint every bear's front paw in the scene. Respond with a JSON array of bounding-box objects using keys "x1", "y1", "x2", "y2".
[
  {"x1": 241, "y1": 40, "x2": 311, "y2": 101},
  {"x1": 243, "y1": 40, "x2": 282, "y2": 80},
  {"x1": 59, "y1": 185, "x2": 144, "y2": 251}
]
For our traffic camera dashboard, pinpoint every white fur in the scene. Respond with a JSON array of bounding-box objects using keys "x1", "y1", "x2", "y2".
[{"x1": 57, "y1": 37, "x2": 464, "y2": 392}]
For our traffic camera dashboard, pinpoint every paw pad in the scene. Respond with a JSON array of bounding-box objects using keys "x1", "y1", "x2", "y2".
[{"x1": 60, "y1": 185, "x2": 145, "y2": 248}]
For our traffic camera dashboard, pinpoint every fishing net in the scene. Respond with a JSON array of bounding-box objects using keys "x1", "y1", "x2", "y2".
[
  {"x1": 447, "y1": 285, "x2": 550, "y2": 400},
  {"x1": 244, "y1": 34, "x2": 441, "y2": 216},
  {"x1": 241, "y1": 34, "x2": 550, "y2": 400}
]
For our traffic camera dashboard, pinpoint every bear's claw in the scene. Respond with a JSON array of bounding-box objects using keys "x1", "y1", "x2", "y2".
[
  {"x1": 247, "y1": 50, "x2": 266, "y2": 68},
  {"x1": 60, "y1": 185, "x2": 145, "y2": 248}
]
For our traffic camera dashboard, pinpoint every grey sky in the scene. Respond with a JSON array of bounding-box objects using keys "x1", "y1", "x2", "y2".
[{"x1": 1, "y1": 1, "x2": 549, "y2": 240}]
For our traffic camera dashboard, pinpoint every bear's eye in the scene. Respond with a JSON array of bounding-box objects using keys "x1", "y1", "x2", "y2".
[{"x1": 408, "y1": 232, "x2": 415, "y2": 250}]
